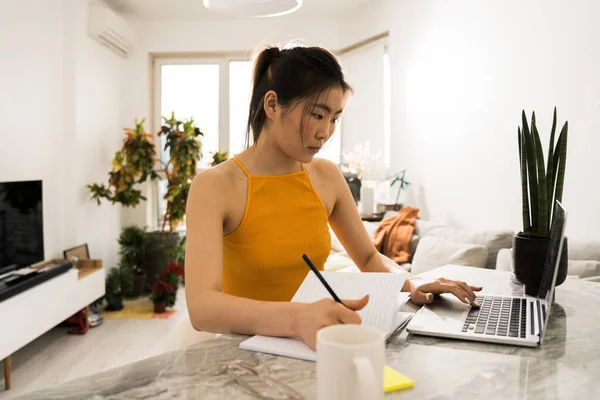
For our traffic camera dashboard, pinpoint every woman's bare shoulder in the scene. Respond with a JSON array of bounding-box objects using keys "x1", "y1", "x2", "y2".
[
  {"x1": 190, "y1": 160, "x2": 246, "y2": 209},
  {"x1": 191, "y1": 159, "x2": 246, "y2": 194},
  {"x1": 306, "y1": 157, "x2": 344, "y2": 181}
]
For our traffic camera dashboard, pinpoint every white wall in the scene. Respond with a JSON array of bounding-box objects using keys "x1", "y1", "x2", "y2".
[
  {"x1": 71, "y1": 0, "x2": 126, "y2": 268},
  {"x1": 0, "y1": 1, "x2": 66, "y2": 265},
  {"x1": 339, "y1": 0, "x2": 600, "y2": 241},
  {"x1": 0, "y1": 0, "x2": 125, "y2": 268},
  {"x1": 121, "y1": 16, "x2": 341, "y2": 228}
]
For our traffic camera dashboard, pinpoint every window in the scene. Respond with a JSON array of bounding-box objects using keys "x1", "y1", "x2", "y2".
[
  {"x1": 152, "y1": 49, "x2": 383, "y2": 228},
  {"x1": 159, "y1": 63, "x2": 220, "y2": 168},
  {"x1": 154, "y1": 57, "x2": 254, "y2": 228},
  {"x1": 229, "y1": 61, "x2": 254, "y2": 156},
  {"x1": 338, "y1": 41, "x2": 390, "y2": 180}
]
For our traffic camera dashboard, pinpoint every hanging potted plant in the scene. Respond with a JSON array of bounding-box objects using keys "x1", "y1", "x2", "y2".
[
  {"x1": 118, "y1": 224, "x2": 148, "y2": 297},
  {"x1": 514, "y1": 107, "x2": 569, "y2": 296}
]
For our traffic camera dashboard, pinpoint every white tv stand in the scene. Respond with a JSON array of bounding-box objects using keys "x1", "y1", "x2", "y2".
[{"x1": 0, "y1": 262, "x2": 105, "y2": 391}]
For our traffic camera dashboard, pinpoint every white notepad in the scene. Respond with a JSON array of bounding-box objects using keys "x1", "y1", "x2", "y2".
[{"x1": 239, "y1": 272, "x2": 409, "y2": 362}]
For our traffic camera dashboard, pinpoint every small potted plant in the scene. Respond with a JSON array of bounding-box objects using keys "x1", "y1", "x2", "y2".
[
  {"x1": 118, "y1": 225, "x2": 148, "y2": 297},
  {"x1": 150, "y1": 280, "x2": 174, "y2": 314},
  {"x1": 514, "y1": 107, "x2": 569, "y2": 296},
  {"x1": 389, "y1": 169, "x2": 410, "y2": 211},
  {"x1": 151, "y1": 262, "x2": 184, "y2": 313},
  {"x1": 105, "y1": 265, "x2": 133, "y2": 311}
]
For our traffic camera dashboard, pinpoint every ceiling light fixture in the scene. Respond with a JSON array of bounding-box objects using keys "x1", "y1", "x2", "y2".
[{"x1": 203, "y1": 0, "x2": 302, "y2": 18}]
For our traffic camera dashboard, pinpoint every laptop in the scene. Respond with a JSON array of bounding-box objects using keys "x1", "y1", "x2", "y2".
[{"x1": 406, "y1": 200, "x2": 567, "y2": 347}]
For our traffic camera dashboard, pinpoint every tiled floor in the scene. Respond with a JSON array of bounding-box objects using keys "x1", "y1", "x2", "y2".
[{"x1": 0, "y1": 289, "x2": 216, "y2": 399}]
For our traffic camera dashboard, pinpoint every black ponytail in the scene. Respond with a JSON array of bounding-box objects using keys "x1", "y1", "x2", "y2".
[{"x1": 245, "y1": 44, "x2": 352, "y2": 148}]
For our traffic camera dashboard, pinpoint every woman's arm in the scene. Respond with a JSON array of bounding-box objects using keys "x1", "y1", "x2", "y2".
[
  {"x1": 184, "y1": 170, "x2": 300, "y2": 336},
  {"x1": 184, "y1": 168, "x2": 368, "y2": 348},
  {"x1": 321, "y1": 160, "x2": 481, "y2": 305}
]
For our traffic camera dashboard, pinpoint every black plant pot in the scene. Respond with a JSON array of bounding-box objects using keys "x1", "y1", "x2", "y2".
[
  {"x1": 144, "y1": 231, "x2": 181, "y2": 292},
  {"x1": 106, "y1": 294, "x2": 124, "y2": 311},
  {"x1": 126, "y1": 271, "x2": 147, "y2": 298},
  {"x1": 513, "y1": 235, "x2": 568, "y2": 297}
]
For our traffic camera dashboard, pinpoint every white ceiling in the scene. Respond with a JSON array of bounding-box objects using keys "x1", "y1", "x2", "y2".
[{"x1": 103, "y1": 0, "x2": 374, "y2": 21}]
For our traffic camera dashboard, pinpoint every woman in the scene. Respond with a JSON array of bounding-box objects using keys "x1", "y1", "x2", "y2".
[{"x1": 185, "y1": 44, "x2": 481, "y2": 350}]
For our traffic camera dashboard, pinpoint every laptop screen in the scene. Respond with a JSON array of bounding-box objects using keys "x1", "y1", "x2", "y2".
[{"x1": 538, "y1": 200, "x2": 567, "y2": 344}]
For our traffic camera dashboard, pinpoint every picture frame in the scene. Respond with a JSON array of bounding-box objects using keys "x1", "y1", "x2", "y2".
[{"x1": 63, "y1": 244, "x2": 90, "y2": 261}]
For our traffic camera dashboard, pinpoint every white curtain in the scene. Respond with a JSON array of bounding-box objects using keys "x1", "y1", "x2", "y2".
[{"x1": 339, "y1": 41, "x2": 387, "y2": 179}]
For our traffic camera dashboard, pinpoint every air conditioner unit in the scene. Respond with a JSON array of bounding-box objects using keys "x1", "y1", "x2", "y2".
[{"x1": 88, "y1": 1, "x2": 135, "y2": 58}]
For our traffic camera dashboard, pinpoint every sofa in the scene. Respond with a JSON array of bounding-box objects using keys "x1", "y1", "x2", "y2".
[
  {"x1": 326, "y1": 213, "x2": 600, "y2": 283},
  {"x1": 496, "y1": 242, "x2": 600, "y2": 282}
]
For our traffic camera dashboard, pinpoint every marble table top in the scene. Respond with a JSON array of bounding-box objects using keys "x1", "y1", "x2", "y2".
[{"x1": 16, "y1": 265, "x2": 600, "y2": 399}]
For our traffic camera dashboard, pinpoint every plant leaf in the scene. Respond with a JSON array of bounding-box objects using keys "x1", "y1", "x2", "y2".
[
  {"x1": 519, "y1": 127, "x2": 531, "y2": 232},
  {"x1": 546, "y1": 107, "x2": 557, "y2": 217},
  {"x1": 522, "y1": 110, "x2": 538, "y2": 233},
  {"x1": 532, "y1": 119, "x2": 548, "y2": 235},
  {"x1": 554, "y1": 122, "x2": 568, "y2": 204}
]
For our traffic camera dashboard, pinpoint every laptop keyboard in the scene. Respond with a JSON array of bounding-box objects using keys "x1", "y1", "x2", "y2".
[{"x1": 461, "y1": 296, "x2": 527, "y2": 339}]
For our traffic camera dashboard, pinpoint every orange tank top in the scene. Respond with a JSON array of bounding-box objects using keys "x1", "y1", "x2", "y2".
[{"x1": 222, "y1": 157, "x2": 331, "y2": 302}]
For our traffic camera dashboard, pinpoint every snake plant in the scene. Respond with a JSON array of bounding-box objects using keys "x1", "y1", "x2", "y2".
[{"x1": 518, "y1": 107, "x2": 568, "y2": 237}]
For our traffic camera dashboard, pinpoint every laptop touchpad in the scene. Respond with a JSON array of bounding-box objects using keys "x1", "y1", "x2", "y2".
[{"x1": 414, "y1": 294, "x2": 469, "y2": 331}]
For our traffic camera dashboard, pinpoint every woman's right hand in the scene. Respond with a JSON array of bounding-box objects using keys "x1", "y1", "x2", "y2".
[{"x1": 293, "y1": 295, "x2": 370, "y2": 350}]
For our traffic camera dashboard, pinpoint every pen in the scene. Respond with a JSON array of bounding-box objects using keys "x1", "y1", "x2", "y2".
[{"x1": 301, "y1": 254, "x2": 345, "y2": 307}]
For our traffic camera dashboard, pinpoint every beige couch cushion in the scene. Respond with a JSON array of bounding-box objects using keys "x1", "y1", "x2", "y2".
[
  {"x1": 568, "y1": 260, "x2": 600, "y2": 279},
  {"x1": 568, "y1": 240, "x2": 600, "y2": 261},
  {"x1": 415, "y1": 220, "x2": 444, "y2": 238},
  {"x1": 425, "y1": 226, "x2": 513, "y2": 269},
  {"x1": 495, "y1": 248, "x2": 600, "y2": 280},
  {"x1": 411, "y1": 236, "x2": 489, "y2": 274},
  {"x1": 496, "y1": 248, "x2": 513, "y2": 272}
]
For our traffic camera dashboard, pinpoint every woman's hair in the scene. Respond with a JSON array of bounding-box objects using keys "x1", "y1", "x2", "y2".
[{"x1": 245, "y1": 44, "x2": 353, "y2": 147}]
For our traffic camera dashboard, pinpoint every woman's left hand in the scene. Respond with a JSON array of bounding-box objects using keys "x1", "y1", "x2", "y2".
[{"x1": 408, "y1": 277, "x2": 483, "y2": 306}]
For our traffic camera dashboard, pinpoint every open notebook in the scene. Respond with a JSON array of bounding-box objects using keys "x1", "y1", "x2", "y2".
[{"x1": 239, "y1": 272, "x2": 411, "y2": 362}]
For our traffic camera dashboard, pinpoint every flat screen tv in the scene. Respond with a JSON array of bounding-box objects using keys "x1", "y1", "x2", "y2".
[{"x1": 0, "y1": 180, "x2": 44, "y2": 271}]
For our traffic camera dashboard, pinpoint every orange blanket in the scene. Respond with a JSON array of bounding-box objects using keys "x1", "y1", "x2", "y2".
[{"x1": 373, "y1": 207, "x2": 419, "y2": 264}]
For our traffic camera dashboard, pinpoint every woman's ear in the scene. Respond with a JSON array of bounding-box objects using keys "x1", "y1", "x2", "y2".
[{"x1": 263, "y1": 90, "x2": 278, "y2": 120}]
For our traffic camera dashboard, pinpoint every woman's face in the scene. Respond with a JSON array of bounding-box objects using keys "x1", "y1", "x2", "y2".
[{"x1": 274, "y1": 86, "x2": 347, "y2": 163}]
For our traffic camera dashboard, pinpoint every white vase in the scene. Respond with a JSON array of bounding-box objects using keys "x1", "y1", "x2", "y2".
[{"x1": 360, "y1": 187, "x2": 375, "y2": 214}]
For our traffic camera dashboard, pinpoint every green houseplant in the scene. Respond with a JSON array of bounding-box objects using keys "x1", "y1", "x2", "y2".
[
  {"x1": 105, "y1": 265, "x2": 133, "y2": 311},
  {"x1": 150, "y1": 262, "x2": 184, "y2": 313},
  {"x1": 167, "y1": 235, "x2": 187, "y2": 284},
  {"x1": 88, "y1": 113, "x2": 204, "y2": 291},
  {"x1": 514, "y1": 107, "x2": 569, "y2": 295},
  {"x1": 143, "y1": 113, "x2": 203, "y2": 290},
  {"x1": 118, "y1": 225, "x2": 148, "y2": 297},
  {"x1": 210, "y1": 150, "x2": 229, "y2": 166},
  {"x1": 88, "y1": 119, "x2": 159, "y2": 207},
  {"x1": 389, "y1": 169, "x2": 410, "y2": 211}
]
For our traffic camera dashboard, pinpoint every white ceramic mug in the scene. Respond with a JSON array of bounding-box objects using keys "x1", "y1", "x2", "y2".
[{"x1": 316, "y1": 324, "x2": 385, "y2": 400}]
